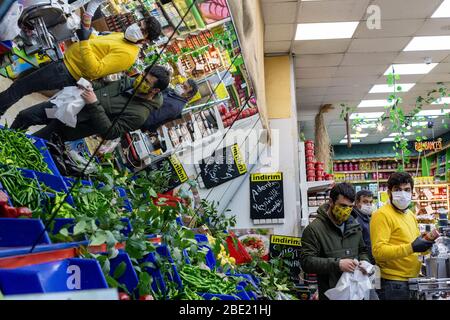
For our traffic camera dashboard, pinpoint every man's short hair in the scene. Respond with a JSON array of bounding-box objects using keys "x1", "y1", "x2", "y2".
[
  {"x1": 330, "y1": 183, "x2": 356, "y2": 203},
  {"x1": 186, "y1": 79, "x2": 199, "y2": 99},
  {"x1": 387, "y1": 172, "x2": 414, "y2": 191},
  {"x1": 356, "y1": 190, "x2": 374, "y2": 202},
  {"x1": 143, "y1": 16, "x2": 162, "y2": 42},
  {"x1": 145, "y1": 65, "x2": 171, "y2": 91}
]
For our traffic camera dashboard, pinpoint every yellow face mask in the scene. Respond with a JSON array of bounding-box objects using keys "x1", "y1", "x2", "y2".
[
  {"x1": 332, "y1": 205, "x2": 353, "y2": 225},
  {"x1": 133, "y1": 74, "x2": 153, "y2": 95}
]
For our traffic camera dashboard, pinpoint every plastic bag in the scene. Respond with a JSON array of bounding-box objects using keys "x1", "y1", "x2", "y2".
[
  {"x1": 0, "y1": 1, "x2": 23, "y2": 41},
  {"x1": 46, "y1": 78, "x2": 91, "y2": 128},
  {"x1": 325, "y1": 261, "x2": 374, "y2": 300}
]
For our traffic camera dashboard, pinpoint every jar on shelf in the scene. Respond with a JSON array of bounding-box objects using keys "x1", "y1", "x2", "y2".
[
  {"x1": 338, "y1": 163, "x2": 343, "y2": 171},
  {"x1": 306, "y1": 156, "x2": 315, "y2": 163},
  {"x1": 354, "y1": 162, "x2": 359, "y2": 171},
  {"x1": 305, "y1": 140, "x2": 314, "y2": 150},
  {"x1": 308, "y1": 196, "x2": 317, "y2": 207},
  {"x1": 306, "y1": 162, "x2": 315, "y2": 170},
  {"x1": 333, "y1": 163, "x2": 338, "y2": 172},
  {"x1": 343, "y1": 163, "x2": 349, "y2": 171}
]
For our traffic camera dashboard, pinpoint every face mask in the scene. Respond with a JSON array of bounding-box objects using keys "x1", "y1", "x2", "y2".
[
  {"x1": 360, "y1": 204, "x2": 374, "y2": 215},
  {"x1": 332, "y1": 205, "x2": 353, "y2": 225},
  {"x1": 133, "y1": 74, "x2": 153, "y2": 95},
  {"x1": 391, "y1": 191, "x2": 412, "y2": 211},
  {"x1": 174, "y1": 84, "x2": 185, "y2": 97},
  {"x1": 125, "y1": 23, "x2": 145, "y2": 43}
]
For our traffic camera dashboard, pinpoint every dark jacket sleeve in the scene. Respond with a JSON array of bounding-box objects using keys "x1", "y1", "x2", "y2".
[
  {"x1": 86, "y1": 102, "x2": 149, "y2": 140},
  {"x1": 300, "y1": 225, "x2": 341, "y2": 275},
  {"x1": 358, "y1": 235, "x2": 370, "y2": 263}
]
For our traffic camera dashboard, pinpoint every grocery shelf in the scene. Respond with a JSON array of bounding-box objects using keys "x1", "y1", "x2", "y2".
[
  {"x1": 334, "y1": 170, "x2": 375, "y2": 174},
  {"x1": 306, "y1": 180, "x2": 334, "y2": 192},
  {"x1": 415, "y1": 184, "x2": 448, "y2": 187},
  {"x1": 413, "y1": 199, "x2": 448, "y2": 202},
  {"x1": 308, "y1": 207, "x2": 320, "y2": 214},
  {"x1": 334, "y1": 168, "x2": 418, "y2": 175}
]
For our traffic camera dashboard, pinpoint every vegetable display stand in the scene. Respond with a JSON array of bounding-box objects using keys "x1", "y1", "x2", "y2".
[
  {"x1": 116, "y1": 187, "x2": 133, "y2": 212},
  {"x1": 52, "y1": 218, "x2": 132, "y2": 238},
  {"x1": 107, "y1": 251, "x2": 139, "y2": 294},
  {"x1": 0, "y1": 218, "x2": 51, "y2": 247},
  {"x1": 199, "y1": 285, "x2": 252, "y2": 301},
  {"x1": 0, "y1": 258, "x2": 108, "y2": 295},
  {"x1": 182, "y1": 234, "x2": 216, "y2": 271}
]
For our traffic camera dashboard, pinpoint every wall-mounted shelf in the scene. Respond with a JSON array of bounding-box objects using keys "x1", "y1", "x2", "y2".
[{"x1": 306, "y1": 180, "x2": 334, "y2": 192}]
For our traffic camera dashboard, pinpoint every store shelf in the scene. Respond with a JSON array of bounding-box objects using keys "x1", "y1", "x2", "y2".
[
  {"x1": 413, "y1": 199, "x2": 448, "y2": 202},
  {"x1": 334, "y1": 168, "x2": 418, "y2": 175},
  {"x1": 415, "y1": 184, "x2": 448, "y2": 187},
  {"x1": 308, "y1": 207, "x2": 320, "y2": 214},
  {"x1": 306, "y1": 180, "x2": 334, "y2": 192},
  {"x1": 334, "y1": 170, "x2": 375, "y2": 174}
]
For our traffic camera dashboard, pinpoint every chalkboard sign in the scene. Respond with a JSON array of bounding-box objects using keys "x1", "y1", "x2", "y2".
[
  {"x1": 250, "y1": 172, "x2": 284, "y2": 221},
  {"x1": 199, "y1": 143, "x2": 247, "y2": 189},
  {"x1": 269, "y1": 235, "x2": 302, "y2": 286},
  {"x1": 151, "y1": 154, "x2": 188, "y2": 192}
]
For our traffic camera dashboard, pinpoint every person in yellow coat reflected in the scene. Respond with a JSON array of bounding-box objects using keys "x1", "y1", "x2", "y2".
[{"x1": 370, "y1": 172, "x2": 435, "y2": 300}]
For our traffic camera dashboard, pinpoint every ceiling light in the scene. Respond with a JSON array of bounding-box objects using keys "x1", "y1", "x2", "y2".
[
  {"x1": 350, "y1": 112, "x2": 385, "y2": 120},
  {"x1": 295, "y1": 22, "x2": 359, "y2": 40},
  {"x1": 431, "y1": 97, "x2": 450, "y2": 105},
  {"x1": 345, "y1": 133, "x2": 369, "y2": 138},
  {"x1": 432, "y1": 0, "x2": 450, "y2": 18},
  {"x1": 384, "y1": 63, "x2": 438, "y2": 75},
  {"x1": 412, "y1": 121, "x2": 428, "y2": 127},
  {"x1": 381, "y1": 138, "x2": 396, "y2": 142},
  {"x1": 389, "y1": 132, "x2": 414, "y2": 137},
  {"x1": 358, "y1": 100, "x2": 394, "y2": 108},
  {"x1": 377, "y1": 123, "x2": 384, "y2": 132},
  {"x1": 369, "y1": 83, "x2": 415, "y2": 93},
  {"x1": 404, "y1": 36, "x2": 450, "y2": 51},
  {"x1": 416, "y1": 109, "x2": 450, "y2": 116},
  {"x1": 340, "y1": 139, "x2": 361, "y2": 144}
]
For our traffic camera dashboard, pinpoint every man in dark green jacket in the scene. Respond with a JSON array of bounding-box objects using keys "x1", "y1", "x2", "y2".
[
  {"x1": 10, "y1": 65, "x2": 170, "y2": 141},
  {"x1": 300, "y1": 183, "x2": 370, "y2": 300}
]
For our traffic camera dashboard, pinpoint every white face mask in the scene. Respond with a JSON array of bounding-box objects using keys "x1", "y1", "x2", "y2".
[
  {"x1": 174, "y1": 84, "x2": 185, "y2": 97},
  {"x1": 391, "y1": 191, "x2": 412, "y2": 210},
  {"x1": 360, "y1": 204, "x2": 374, "y2": 216},
  {"x1": 124, "y1": 23, "x2": 145, "y2": 43}
]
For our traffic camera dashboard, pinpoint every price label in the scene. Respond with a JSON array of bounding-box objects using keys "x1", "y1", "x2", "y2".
[
  {"x1": 425, "y1": 206, "x2": 434, "y2": 215},
  {"x1": 210, "y1": 58, "x2": 220, "y2": 65},
  {"x1": 196, "y1": 63, "x2": 205, "y2": 71},
  {"x1": 424, "y1": 189, "x2": 433, "y2": 200}
]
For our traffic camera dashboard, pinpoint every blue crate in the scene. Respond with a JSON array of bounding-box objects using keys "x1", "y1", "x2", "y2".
[
  {"x1": 199, "y1": 285, "x2": 251, "y2": 301},
  {"x1": 108, "y1": 251, "x2": 139, "y2": 294},
  {"x1": 0, "y1": 242, "x2": 82, "y2": 258},
  {"x1": 181, "y1": 234, "x2": 216, "y2": 271},
  {"x1": 0, "y1": 218, "x2": 51, "y2": 247},
  {"x1": 52, "y1": 218, "x2": 131, "y2": 238},
  {"x1": 116, "y1": 187, "x2": 133, "y2": 212},
  {"x1": 0, "y1": 181, "x2": 13, "y2": 206},
  {"x1": 0, "y1": 258, "x2": 108, "y2": 295},
  {"x1": 62, "y1": 177, "x2": 93, "y2": 187}
]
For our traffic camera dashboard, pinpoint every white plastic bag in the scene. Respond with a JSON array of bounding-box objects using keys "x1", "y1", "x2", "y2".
[
  {"x1": 45, "y1": 78, "x2": 91, "y2": 128},
  {"x1": 0, "y1": 2, "x2": 23, "y2": 41},
  {"x1": 325, "y1": 262, "x2": 374, "y2": 300}
]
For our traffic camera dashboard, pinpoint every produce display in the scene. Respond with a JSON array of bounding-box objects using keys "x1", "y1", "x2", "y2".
[{"x1": 179, "y1": 264, "x2": 238, "y2": 295}]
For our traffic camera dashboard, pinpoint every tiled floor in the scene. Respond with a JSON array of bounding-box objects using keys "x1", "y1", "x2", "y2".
[{"x1": 0, "y1": 77, "x2": 47, "y2": 133}]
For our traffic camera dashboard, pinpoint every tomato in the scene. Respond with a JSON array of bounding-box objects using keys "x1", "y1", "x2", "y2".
[
  {"x1": 139, "y1": 295, "x2": 154, "y2": 300},
  {"x1": 218, "y1": 105, "x2": 228, "y2": 115},
  {"x1": 119, "y1": 292, "x2": 131, "y2": 300}
]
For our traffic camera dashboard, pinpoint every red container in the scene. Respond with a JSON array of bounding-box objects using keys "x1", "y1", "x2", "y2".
[
  {"x1": 307, "y1": 169, "x2": 316, "y2": 177},
  {"x1": 316, "y1": 176, "x2": 323, "y2": 181},
  {"x1": 305, "y1": 140, "x2": 314, "y2": 150},
  {"x1": 315, "y1": 162, "x2": 324, "y2": 170},
  {"x1": 306, "y1": 156, "x2": 315, "y2": 163},
  {"x1": 354, "y1": 163, "x2": 359, "y2": 171},
  {"x1": 306, "y1": 162, "x2": 315, "y2": 170},
  {"x1": 343, "y1": 163, "x2": 349, "y2": 171},
  {"x1": 316, "y1": 170, "x2": 324, "y2": 177},
  {"x1": 307, "y1": 176, "x2": 315, "y2": 182},
  {"x1": 333, "y1": 164, "x2": 338, "y2": 171},
  {"x1": 338, "y1": 163, "x2": 343, "y2": 171},
  {"x1": 326, "y1": 174, "x2": 334, "y2": 181},
  {"x1": 306, "y1": 149, "x2": 314, "y2": 156}
]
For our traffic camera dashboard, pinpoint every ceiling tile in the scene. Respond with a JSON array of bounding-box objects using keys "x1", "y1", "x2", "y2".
[
  {"x1": 420, "y1": 73, "x2": 450, "y2": 83},
  {"x1": 264, "y1": 41, "x2": 291, "y2": 53},
  {"x1": 326, "y1": 85, "x2": 372, "y2": 95},
  {"x1": 370, "y1": 0, "x2": 442, "y2": 20},
  {"x1": 431, "y1": 62, "x2": 450, "y2": 73},
  {"x1": 334, "y1": 65, "x2": 387, "y2": 77},
  {"x1": 297, "y1": 87, "x2": 328, "y2": 96},
  {"x1": 394, "y1": 51, "x2": 450, "y2": 63},
  {"x1": 265, "y1": 24, "x2": 295, "y2": 42},
  {"x1": 299, "y1": 95, "x2": 325, "y2": 104},
  {"x1": 297, "y1": 0, "x2": 370, "y2": 23},
  {"x1": 347, "y1": 37, "x2": 411, "y2": 53},
  {"x1": 415, "y1": 19, "x2": 450, "y2": 36},
  {"x1": 374, "y1": 74, "x2": 425, "y2": 84},
  {"x1": 293, "y1": 39, "x2": 351, "y2": 54},
  {"x1": 262, "y1": 2, "x2": 298, "y2": 24},
  {"x1": 330, "y1": 76, "x2": 379, "y2": 86},
  {"x1": 354, "y1": 19, "x2": 425, "y2": 38},
  {"x1": 297, "y1": 67, "x2": 338, "y2": 78},
  {"x1": 295, "y1": 54, "x2": 344, "y2": 67},
  {"x1": 297, "y1": 78, "x2": 333, "y2": 88},
  {"x1": 340, "y1": 52, "x2": 398, "y2": 65}
]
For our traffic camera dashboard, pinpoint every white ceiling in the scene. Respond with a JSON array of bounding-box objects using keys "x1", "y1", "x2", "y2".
[{"x1": 262, "y1": 0, "x2": 450, "y2": 144}]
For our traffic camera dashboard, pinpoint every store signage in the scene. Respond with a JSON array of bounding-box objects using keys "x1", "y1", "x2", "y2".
[
  {"x1": 169, "y1": 155, "x2": 188, "y2": 183},
  {"x1": 199, "y1": 144, "x2": 247, "y2": 189},
  {"x1": 269, "y1": 235, "x2": 302, "y2": 285},
  {"x1": 415, "y1": 138, "x2": 443, "y2": 152},
  {"x1": 250, "y1": 172, "x2": 284, "y2": 221},
  {"x1": 151, "y1": 154, "x2": 188, "y2": 192}
]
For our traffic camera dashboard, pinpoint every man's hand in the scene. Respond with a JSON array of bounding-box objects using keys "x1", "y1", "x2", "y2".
[
  {"x1": 81, "y1": 88, "x2": 97, "y2": 104},
  {"x1": 339, "y1": 259, "x2": 358, "y2": 273}
]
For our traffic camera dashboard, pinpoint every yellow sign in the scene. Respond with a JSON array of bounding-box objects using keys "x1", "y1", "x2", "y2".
[
  {"x1": 415, "y1": 138, "x2": 443, "y2": 152},
  {"x1": 231, "y1": 144, "x2": 247, "y2": 175},
  {"x1": 270, "y1": 235, "x2": 301, "y2": 247},
  {"x1": 251, "y1": 172, "x2": 282, "y2": 182},
  {"x1": 169, "y1": 155, "x2": 188, "y2": 183}
]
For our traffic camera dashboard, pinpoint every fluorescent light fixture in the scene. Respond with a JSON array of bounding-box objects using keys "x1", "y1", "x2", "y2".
[
  {"x1": 389, "y1": 132, "x2": 414, "y2": 137},
  {"x1": 295, "y1": 22, "x2": 359, "y2": 40},
  {"x1": 431, "y1": 97, "x2": 450, "y2": 105},
  {"x1": 384, "y1": 63, "x2": 438, "y2": 75},
  {"x1": 369, "y1": 83, "x2": 415, "y2": 93},
  {"x1": 340, "y1": 139, "x2": 361, "y2": 144},
  {"x1": 344, "y1": 133, "x2": 369, "y2": 138},
  {"x1": 412, "y1": 121, "x2": 428, "y2": 127},
  {"x1": 432, "y1": 0, "x2": 450, "y2": 18},
  {"x1": 416, "y1": 109, "x2": 450, "y2": 116},
  {"x1": 358, "y1": 99, "x2": 393, "y2": 108},
  {"x1": 404, "y1": 36, "x2": 450, "y2": 51},
  {"x1": 381, "y1": 138, "x2": 396, "y2": 142},
  {"x1": 350, "y1": 112, "x2": 385, "y2": 120}
]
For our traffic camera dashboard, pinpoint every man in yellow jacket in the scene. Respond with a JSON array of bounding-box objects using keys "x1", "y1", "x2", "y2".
[
  {"x1": 370, "y1": 172, "x2": 435, "y2": 300},
  {"x1": 0, "y1": 16, "x2": 161, "y2": 117}
]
